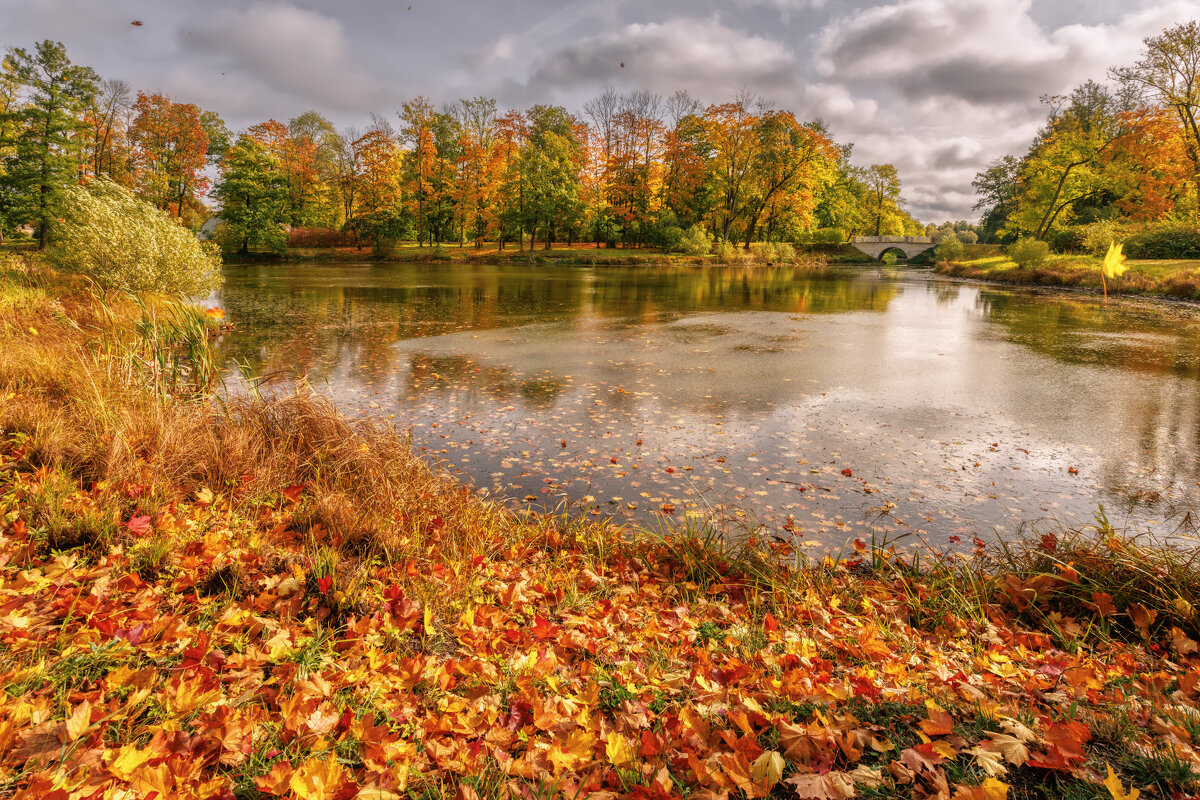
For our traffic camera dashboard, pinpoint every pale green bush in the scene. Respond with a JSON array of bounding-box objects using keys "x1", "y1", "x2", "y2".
[
  {"x1": 679, "y1": 224, "x2": 713, "y2": 257},
  {"x1": 50, "y1": 179, "x2": 222, "y2": 295},
  {"x1": 750, "y1": 241, "x2": 798, "y2": 263},
  {"x1": 1007, "y1": 237, "x2": 1050, "y2": 269},
  {"x1": 1081, "y1": 220, "x2": 1128, "y2": 256},
  {"x1": 714, "y1": 240, "x2": 743, "y2": 264},
  {"x1": 811, "y1": 227, "x2": 846, "y2": 244},
  {"x1": 934, "y1": 238, "x2": 966, "y2": 262}
]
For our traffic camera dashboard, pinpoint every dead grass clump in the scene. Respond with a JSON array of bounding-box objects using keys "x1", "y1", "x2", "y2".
[
  {"x1": 985, "y1": 510, "x2": 1200, "y2": 644},
  {"x1": 1163, "y1": 273, "x2": 1200, "y2": 299}
]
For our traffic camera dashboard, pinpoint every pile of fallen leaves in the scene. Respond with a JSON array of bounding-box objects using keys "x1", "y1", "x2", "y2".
[{"x1": 1, "y1": 429, "x2": 1199, "y2": 800}]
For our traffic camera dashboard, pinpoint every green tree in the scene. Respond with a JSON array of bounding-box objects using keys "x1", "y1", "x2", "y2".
[
  {"x1": 521, "y1": 105, "x2": 582, "y2": 249},
  {"x1": 1007, "y1": 82, "x2": 1147, "y2": 240},
  {"x1": 0, "y1": 40, "x2": 98, "y2": 249},
  {"x1": 863, "y1": 163, "x2": 902, "y2": 236},
  {"x1": 212, "y1": 136, "x2": 288, "y2": 255},
  {"x1": 49, "y1": 178, "x2": 221, "y2": 294}
]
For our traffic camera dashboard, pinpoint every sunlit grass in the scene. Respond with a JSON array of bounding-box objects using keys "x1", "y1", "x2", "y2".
[{"x1": 940, "y1": 253, "x2": 1200, "y2": 298}]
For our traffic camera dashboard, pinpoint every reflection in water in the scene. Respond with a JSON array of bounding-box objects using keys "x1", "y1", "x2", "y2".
[{"x1": 214, "y1": 263, "x2": 1200, "y2": 548}]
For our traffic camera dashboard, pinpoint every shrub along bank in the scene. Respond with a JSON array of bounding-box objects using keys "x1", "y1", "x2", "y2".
[{"x1": 0, "y1": 257, "x2": 1198, "y2": 800}]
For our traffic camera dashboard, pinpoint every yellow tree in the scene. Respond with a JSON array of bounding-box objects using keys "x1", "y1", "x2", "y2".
[
  {"x1": 452, "y1": 98, "x2": 500, "y2": 247},
  {"x1": 704, "y1": 94, "x2": 762, "y2": 242},
  {"x1": 741, "y1": 113, "x2": 841, "y2": 247}
]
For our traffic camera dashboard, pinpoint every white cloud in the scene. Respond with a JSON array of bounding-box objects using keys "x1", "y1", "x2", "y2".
[{"x1": 817, "y1": 0, "x2": 1200, "y2": 106}]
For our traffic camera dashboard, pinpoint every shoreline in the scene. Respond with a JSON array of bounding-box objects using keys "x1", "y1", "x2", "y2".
[{"x1": 935, "y1": 259, "x2": 1200, "y2": 304}]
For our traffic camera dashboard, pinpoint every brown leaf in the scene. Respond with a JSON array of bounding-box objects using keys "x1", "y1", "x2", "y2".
[
  {"x1": 1129, "y1": 603, "x2": 1158, "y2": 639},
  {"x1": 1171, "y1": 626, "x2": 1198, "y2": 655},
  {"x1": 918, "y1": 708, "x2": 955, "y2": 737}
]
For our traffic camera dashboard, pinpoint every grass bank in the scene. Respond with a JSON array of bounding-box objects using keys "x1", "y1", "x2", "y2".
[
  {"x1": 1, "y1": 256, "x2": 1199, "y2": 799},
  {"x1": 937, "y1": 254, "x2": 1200, "y2": 301}
]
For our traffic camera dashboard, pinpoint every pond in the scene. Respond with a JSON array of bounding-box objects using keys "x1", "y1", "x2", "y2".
[{"x1": 213, "y1": 262, "x2": 1200, "y2": 550}]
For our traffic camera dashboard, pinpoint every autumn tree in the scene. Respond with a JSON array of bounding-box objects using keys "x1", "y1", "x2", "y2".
[
  {"x1": 863, "y1": 163, "x2": 903, "y2": 236},
  {"x1": 452, "y1": 97, "x2": 501, "y2": 247},
  {"x1": 1112, "y1": 21, "x2": 1200, "y2": 201},
  {"x1": 0, "y1": 40, "x2": 98, "y2": 248},
  {"x1": 741, "y1": 114, "x2": 840, "y2": 247},
  {"x1": 660, "y1": 107, "x2": 714, "y2": 230},
  {"x1": 704, "y1": 93, "x2": 764, "y2": 243},
  {"x1": 212, "y1": 136, "x2": 288, "y2": 255},
  {"x1": 247, "y1": 113, "x2": 339, "y2": 227},
  {"x1": 583, "y1": 87, "x2": 619, "y2": 244},
  {"x1": 85, "y1": 78, "x2": 132, "y2": 183},
  {"x1": 129, "y1": 92, "x2": 226, "y2": 224},
  {"x1": 398, "y1": 96, "x2": 442, "y2": 246},
  {"x1": 328, "y1": 126, "x2": 361, "y2": 233},
  {"x1": 1006, "y1": 82, "x2": 1162, "y2": 240},
  {"x1": 351, "y1": 119, "x2": 412, "y2": 253},
  {"x1": 493, "y1": 111, "x2": 528, "y2": 250},
  {"x1": 288, "y1": 111, "x2": 340, "y2": 226}
]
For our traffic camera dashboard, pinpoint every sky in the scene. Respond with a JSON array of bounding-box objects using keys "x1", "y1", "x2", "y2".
[{"x1": 3, "y1": 0, "x2": 1200, "y2": 223}]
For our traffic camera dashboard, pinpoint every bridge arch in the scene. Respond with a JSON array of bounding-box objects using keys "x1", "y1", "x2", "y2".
[{"x1": 850, "y1": 236, "x2": 935, "y2": 261}]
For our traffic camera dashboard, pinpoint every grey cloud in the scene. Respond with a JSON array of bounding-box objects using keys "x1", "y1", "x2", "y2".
[
  {"x1": 896, "y1": 58, "x2": 1061, "y2": 105},
  {"x1": 507, "y1": 18, "x2": 801, "y2": 104},
  {"x1": 180, "y1": 3, "x2": 380, "y2": 112},
  {"x1": 929, "y1": 141, "x2": 983, "y2": 170}
]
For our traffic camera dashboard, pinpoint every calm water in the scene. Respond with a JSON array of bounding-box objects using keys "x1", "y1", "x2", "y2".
[{"x1": 213, "y1": 262, "x2": 1200, "y2": 549}]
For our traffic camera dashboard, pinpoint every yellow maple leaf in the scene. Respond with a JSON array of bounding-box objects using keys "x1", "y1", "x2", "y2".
[
  {"x1": 968, "y1": 747, "x2": 1008, "y2": 778},
  {"x1": 107, "y1": 743, "x2": 154, "y2": 780},
  {"x1": 1105, "y1": 763, "x2": 1140, "y2": 800},
  {"x1": 1102, "y1": 243, "x2": 1128, "y2": 280},
  {"x1": 290, "y1": 752, "x2": 344, "y2": 799},
  {"x1": 981, "y1": 777, "x2": 1011, "y2": 799},
  {"x1": 65, "y1": 699, "x2": 91, "y2": 742},
  {"x1": 548, "y1": 730, "x2": 597, "y2": 773},
  {"x1": 606, "y1": 732, "x2": 636, "y2": 769},
  {"x1": 750, "y1": 750, "x2": 785, "y2": 785}
]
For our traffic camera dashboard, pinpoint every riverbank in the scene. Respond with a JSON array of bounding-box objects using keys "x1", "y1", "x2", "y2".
[
  {"x1": 227, "y1": 242, "x2": 871, "y2": 268},
  {"x1": 2, "y1": 257, "x2": 1199, "y2": 799},
  {"x1": 937, "y1": 255, "x2": 1200, "y2": 301}
]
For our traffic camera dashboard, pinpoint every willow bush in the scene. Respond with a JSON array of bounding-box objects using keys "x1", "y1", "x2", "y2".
[{"x1": 49, "y1": 179, "x2": 222, "y2": 295}]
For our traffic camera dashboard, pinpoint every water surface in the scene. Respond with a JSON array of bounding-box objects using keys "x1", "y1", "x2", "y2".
[{"x1": 214, "y1": 262, "x2": 1200, "y2": 548}]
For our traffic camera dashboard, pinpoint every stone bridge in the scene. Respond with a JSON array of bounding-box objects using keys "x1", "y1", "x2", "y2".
[{"x1": 850, "y1": 236, "x2": 935, "y2": 260}]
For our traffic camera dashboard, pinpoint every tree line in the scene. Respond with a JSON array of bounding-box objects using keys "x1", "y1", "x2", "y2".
[
  {"x1": 0, "y1": 41, "x2": 926, "y2": 255},
  {"x1": 974, "y1": 21, "x2": 1200, "y2": 253}
]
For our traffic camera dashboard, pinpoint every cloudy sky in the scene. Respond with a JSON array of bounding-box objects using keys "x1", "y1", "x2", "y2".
[{"x1": 4, "y1": 0, "x2": 1199, "y2": 221}]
